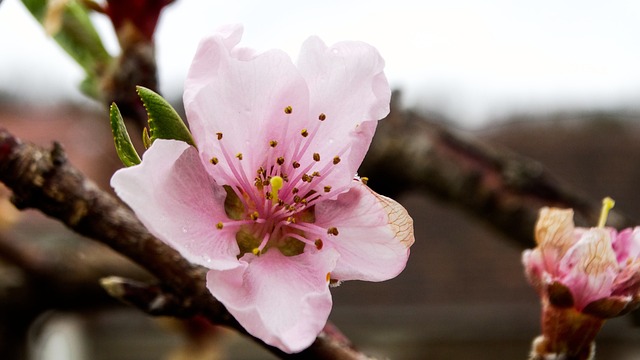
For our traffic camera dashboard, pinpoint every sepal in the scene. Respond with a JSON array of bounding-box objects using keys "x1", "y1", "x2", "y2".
[
  {"x1": 136, "y1": 86, "x2": 195, "y2": 147},
  {"x1": 109, "y1": 103, "x2": 141, "y2": 167}
]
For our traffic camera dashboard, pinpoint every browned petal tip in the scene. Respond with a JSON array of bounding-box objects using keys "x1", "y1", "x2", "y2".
[{"x1": 583, "y1": 296, "x2": 631, "y2": 318}]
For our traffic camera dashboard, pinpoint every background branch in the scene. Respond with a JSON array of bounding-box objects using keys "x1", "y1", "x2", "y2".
[{"x1": 361, "y1": 94, "x2": 636, "y2": 249}]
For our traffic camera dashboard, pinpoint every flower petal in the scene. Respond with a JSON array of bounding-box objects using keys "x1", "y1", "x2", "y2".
[
  {"x1": 296, "y1": 37, "x2": 390, "y2": 192},
  {"x1": 206, "y1": 249, "x2": 338, "y2": 353},
  {"x1": 184, "y1": 24, "x2": 311, "y2": 187},
  {"x1": 535, "y1": 207, "x2": 577, "y2": 275},
  {"x1": 558, "y1": 228, "x2": 618, "y2": 310},
  {"x1": 111, "y1": 139, "x2": 239, "y2": 269},
  {"x1": 314, "y1": 181, "x2": 413, "y2": 282}
]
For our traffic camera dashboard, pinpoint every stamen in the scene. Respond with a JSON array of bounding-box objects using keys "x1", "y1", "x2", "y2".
[
  {"x1": 324, "y1": 186, "x2": 331, "y2": 193},
  {"x1": 277, "y1": 157, "x2": 285, "y2": 165},
  {"x1": 210, "y1": 157, "x2": 219, "y2": 165},
  {"x1": 292, "y1": 161, "x2": 301, "y2": 169},
  {"x1": 270, "y1": 140, "x2": 278, "y2": 147},
  {"x1": 319, "y1": 113, "x2": 326, "y2": 121},
  {"x1": 361, "y1": 177, "x2": 369, "y2": 185},
  {"x1": 301, "y1": 129, "x2": 309, "y2": 137},
  {"x1": 216, "y1": 132, "x2": 223, "y2": 140},
  {"x1": 236, "y1": 153, "x2": 243, "y2": 160},
  {"x1": 333, "y1": 156, "x2": 341, "y2": 165},
  {"x1": 597, "y1": 197, "x2": 615, "y2": 228},
  {"x1": 313, "y1": 153, "x2": 321, "y2": 162},
  {"x1": 327, "y1": 227, "x2": 339, "y2": 236},
  {"x1": 284, "y1": 106, "x2": 293, "y2": 114},
  {"x1": 216, "y1": 222, "x2": 224, "y2": 230},
  {"x1": 315, "y1": 239, "x2": 323, "y2": 250}
]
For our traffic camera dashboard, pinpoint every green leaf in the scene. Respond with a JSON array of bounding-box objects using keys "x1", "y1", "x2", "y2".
[
  {"x1": 136, "y1": 86, "x2": 195, "y2": 147},
  {"x1": 21, "y1": 0, "x2": 112, "y2": 99},
  {"x1": 110, "y1": 103, "x2": 141, "y2": 167}
]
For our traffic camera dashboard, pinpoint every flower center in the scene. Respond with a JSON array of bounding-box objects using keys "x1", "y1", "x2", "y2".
[{"x1": 211, "y1": 106, "x2": 346, "y2": 258}]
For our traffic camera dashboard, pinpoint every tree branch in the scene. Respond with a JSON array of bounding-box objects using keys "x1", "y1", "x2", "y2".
[
  {"x1": 0, "y1": 127, "x2": 374, "y2": 359},
  {"x1": 362, "y1": 99, "x2": 635, "y2": 248}
]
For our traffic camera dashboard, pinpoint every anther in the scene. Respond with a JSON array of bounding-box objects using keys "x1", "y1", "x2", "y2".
[
  {"x1": 277, "y1": 157, "x2": 285, "y2": 165},
  {"x1": 250, "y1": 211, "x2": 260, "y2": 220},
  {"x1": 265, "y1": 192, "x2": 273, "y2": 200},
  {"x1": 324, "y1": 186, "x2": 332, "y2": 193},
  {"x1": 252, "y1": 248, "x2": 261, "y2": 256},
  {"x1": 292, "y1": 161, "x2": 301, "y2": 169},
  {"x1": 216, "y1": 132, "x2": 223, "y2": 140},
  {"x1": 294, "y1": 195, "x2": 302, "y2": 203},
  {"x1": 236, "y1": 153, "x2": 243, "y2": 160},
  {"x1": 319, "y1": 113, "x2": 326, "y2": 121},
  {"x1": 315, "y1": 239, "x2": 323, "y2": 250},
  {"x1": 333, "y1": 156, "x2": 341, "y2": 165},
  {"x1": 301, "y1": 129, "x2": 309, "y2": 137},
  {"x1": 210, "y1": 157, "x2": 219, "y2": 165},
  {"x1": 313, "y1": 153, "x2": 320, "y2": 162},
  {"x1": 284, "y1": 106, "x2": 293, "y2": 114},
  {"x1": 270, "y1": 140, "x2": 278, "y2": 147},
  {"x1": 361, "y1": 177, "x2": 369, "y2": 185},
  {"x1": 301, "y1": 174, "x2": 311, "y2": 182},
  {"x1": 327, "y1": 227, "x2": 339, "y2": 236},
  {"x1": 292, "y1": 187, "x2": 299, "y2": 194},
  {"x1": 311, "y1": 171, "x2": 320, "y2": 177},
  {"x1": 216, "y1": 222, "x2": 224, "y2": 230}
]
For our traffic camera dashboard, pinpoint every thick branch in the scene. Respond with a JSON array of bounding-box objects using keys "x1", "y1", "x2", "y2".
[
  {"x1": 362, "y1": 104, "x2": 635, "y2": 248},
  {"x1": 0, "y1": 128, "x2": 372, "y2": 360}
]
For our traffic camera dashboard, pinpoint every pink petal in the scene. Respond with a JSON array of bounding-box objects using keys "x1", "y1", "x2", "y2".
[
  {"x1": 206, "y1": 249, "x2": 338, "y2": 353},
  {"x1": 183, "y1": 24, "x2": 311, "y2": 187},
  {"x1": 296, "y1": 37, "x2": 390, "y2": 192},
  {"x1": 111, "y1": 140, "x2": 239, "y2": 269},
  {"x1": 612, "y1": 227, "x2": 640, "y2": 264},
  {"x1": 558, "y1": 229, "x2": 618, "y2": 310},
  {"x1": 522, "y1": 249, "x2": 547, "y2": 293},
  {"x1": 314, "y1": 181, "x2": 413, "y2": 282}
]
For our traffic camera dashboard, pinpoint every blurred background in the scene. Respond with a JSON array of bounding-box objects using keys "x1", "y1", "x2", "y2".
[{"x1": 2, "y1": 0, "x2": 640, "y2": 359}]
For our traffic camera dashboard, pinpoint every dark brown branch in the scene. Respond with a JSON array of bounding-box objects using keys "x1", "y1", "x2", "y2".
[
  {"x1": 0, "y1": 128, "x2": 373, "y2": 360},
  {"x1": 362, "y1": 100, "x2": 635, "y2": 248}
]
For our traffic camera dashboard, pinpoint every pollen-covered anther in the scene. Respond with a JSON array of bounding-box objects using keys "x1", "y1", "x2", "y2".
[
  {"x1": 269, "y1": 140, "x2": 278, "y2": 147},
  {"x1": 361, "y1": 177, "x2": 369, "y2": 185},
  {"x1": 209, "y1": 157, "x2": 219, "y2": 165},
  {"x1": 216, "y1": 132, "x2": 223, "y2": 140},
  {"x1": 333, "y1": 156, "x2": 341, "y2": 165},
  {"x1": 327, "y1": 227, "x2": 339, "y2": 236},
  {"x1": 319, "y1": 113, "x2": 326, "y2": 121},
  {"x1": 292, "y1": 161, "x2": 301, "y2": 169},
  {"x1": 284, "y1": 106, "x2": 293, "y2": 114},
  {"x1": 277, "y1": 157, "x2": 285, "y2": 165},
  {"x1": 250, "y1": 211, "x2": 260, "y2": 220},
  {"x1": 311, "y1": 171, "x2": 320, "y2": 177},
  {"x1": 313, "y1": 153, "x2": 320, "y2": 162},
  {"x1": 301, "y1": 174, "x2": 311, "y2": 183},
  {"x1": 324, "y1": 186, "x2": 332, "y2": 193},
  {"x1": 286, "y1": 216, "x2": 296, "y2": 223},
  {"x1": 326, "y1": 272, "x2": 331, "y2": 282},
  {"x1": 315, "y1": 239, "x2": 323, "y2": 250},
  {"x1": 301, "y1": 129, "x2": 309, "y2": 137},
  {"x1": 293, "y1": 195, "x2": 302, "y2": 204},
  {"x1": 236, "y1": 153, "x2": 243, "y2": 160},
  {"x1": 292, "y1": 187, "x2": 299, "y2": 194},
  {"x1": 216, "y1": 222, "x2": 224, "y2": 230},
  {"x1": 265, "y1": 192, "x2": 273, "y2": 200}
]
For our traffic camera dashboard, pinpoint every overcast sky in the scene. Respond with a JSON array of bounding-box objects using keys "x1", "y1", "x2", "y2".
[{"x1": 1, "y1": 0, "x2": 639, "y2": 127}]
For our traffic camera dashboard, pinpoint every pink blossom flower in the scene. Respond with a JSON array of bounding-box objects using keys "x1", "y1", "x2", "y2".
[
  {"x1": 111, "y1": 25, "x2": 414, "y2": 353},
  {"x1": 523, "y1": 204, "x2": 640, "y2": 359}
]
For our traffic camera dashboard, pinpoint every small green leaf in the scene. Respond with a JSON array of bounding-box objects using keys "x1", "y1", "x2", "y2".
[
  {"x1": 110, "y1": 103, "x2": 141, "y2": 167},
  {"x1": 136, "y1": 86, "x2": 195, "y2": 147},
  {"x1": 21, "y1": 0, "x2": 112, "y2": 93}
]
